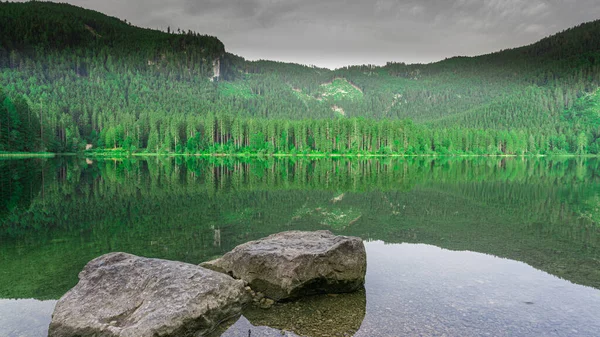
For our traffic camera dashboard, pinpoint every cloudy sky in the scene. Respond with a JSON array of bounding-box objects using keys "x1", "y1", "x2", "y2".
[{"x1": 18, "y1": 0, "x2": 600, "y2": 69}]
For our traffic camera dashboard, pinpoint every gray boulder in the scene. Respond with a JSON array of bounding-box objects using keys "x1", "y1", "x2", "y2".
[
  {"x1": 201, "y1": 230, "x2": 366, "y2": 300},
  {"x1": 49, "y1": 252, "x2": 249, "y2": 337}
]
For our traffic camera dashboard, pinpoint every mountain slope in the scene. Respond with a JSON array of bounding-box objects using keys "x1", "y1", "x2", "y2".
[
  {"x1": 1, "y1": 1, "x2": 599, "y2": 154},
  {"x1": 0, "y1": 1, "x2": 224, "y2": 77}
]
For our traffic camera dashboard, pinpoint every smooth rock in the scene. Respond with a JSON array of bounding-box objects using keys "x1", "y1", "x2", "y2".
[
  {"x1": 259, "y1": 298, "x2": 275, "y2": 309},
  {"x1": 201, "y1": 230, "x2": 366, "y2": 300},
  {"x1": 49, "y1": 252, "x2": 249, "y2": 337}
]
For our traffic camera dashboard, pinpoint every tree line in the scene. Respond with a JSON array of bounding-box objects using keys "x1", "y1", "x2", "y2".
[
  {"x1": 94, "y1": 112, "x2": 595, "y2": 155},
  {"x1": 2, "y1": 87, "x2": 598, "y2": 155}
]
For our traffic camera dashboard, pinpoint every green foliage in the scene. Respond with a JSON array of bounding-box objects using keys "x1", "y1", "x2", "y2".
[
  {"x1": 218, "y1": 81, "x2": 255, "y2": 99},
  {"x1": 0, "y1": 88, "x2": 42, "y2": 152},
  {"x1": 1, "y1": 2, "x2": 600, "y2": 154},
  {"x1": 564, "y1": 88, "x2": 600, "y2": 128},
  {"x1": 318, "y1": 78, "x2": 363, "y2": 101}
]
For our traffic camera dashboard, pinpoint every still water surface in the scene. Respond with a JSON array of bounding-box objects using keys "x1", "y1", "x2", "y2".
[{"x1": 1, "y1": 157, "x2": 599, "y2": 336}]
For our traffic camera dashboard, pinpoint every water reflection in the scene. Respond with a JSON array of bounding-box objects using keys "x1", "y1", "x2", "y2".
[
  {"x1": 1, "y1": 157, "x2": 599, "y2": 300},
  {"x1": 1, "y1": 157, "x2": 600, "y2": 336}
]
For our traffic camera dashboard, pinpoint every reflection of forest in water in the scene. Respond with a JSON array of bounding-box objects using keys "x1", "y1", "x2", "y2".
[{"x1": 1, "y1": 157, "x2": 599, "y2": 300}]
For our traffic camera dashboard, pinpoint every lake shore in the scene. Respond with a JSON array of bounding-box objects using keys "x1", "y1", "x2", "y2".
[
  {"x1": 0, "y1": 152, "x2": 56, "y2": 158},
  {"x1": 84, "y1": 149, "x2": 600, "y2": 158},
  {"x1": 3, "y1": 150, "x2": 599, "y2": 160}
]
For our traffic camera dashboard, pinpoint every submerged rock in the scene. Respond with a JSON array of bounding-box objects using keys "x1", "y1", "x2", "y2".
[
  {"x1": 49, "y1": 252, "x2": 249, "y2": 337},
  {"x1": 258, "y1": 298, "x2": 275, "y2": 310},
  {"x1": 201, "y1": 230, "x2": 366, "y2": 300},
  {"x1": 222, "y1": 288, "x2": 367, "y2": 337}
]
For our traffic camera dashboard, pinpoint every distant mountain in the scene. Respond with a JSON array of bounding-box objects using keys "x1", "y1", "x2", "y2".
[
  {"x1": 0, "y1": 1, "x2": 225, "y2": 78},
  {"x1": 1, "y1": 1, "x2": 599, "y2": 154},
  {"x1": 386, "y1": 19, "x2": 600, "y2": 78}
]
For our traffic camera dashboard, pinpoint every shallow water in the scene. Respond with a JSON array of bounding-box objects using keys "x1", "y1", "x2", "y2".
[
  {"x1": 224, "y1": 242, "x2": 600, "y2": 337},
  {"x1": 1, "y1": 157, "x2": 599, "y2": 336},
  {"x1": 0, "y1": 299, "x2": 56, "y2": 337}
]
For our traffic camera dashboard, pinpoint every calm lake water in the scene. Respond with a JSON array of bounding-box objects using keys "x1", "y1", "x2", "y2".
[{"x1": 1, "y1": 157, "x2": 599, "y2": 336}]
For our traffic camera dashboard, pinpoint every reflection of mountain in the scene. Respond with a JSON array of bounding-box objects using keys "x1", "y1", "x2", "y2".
[
  {"x1": 0, "y1": 157, "x2": 599, "y2": 300},
  {"x1": 222, "y1": 289, "x2": 366, "y2": 337}
]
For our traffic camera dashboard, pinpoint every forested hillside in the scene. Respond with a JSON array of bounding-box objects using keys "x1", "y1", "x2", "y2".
[{"x1": 1, "y1": 1, "x2": 599, "y2": 155}]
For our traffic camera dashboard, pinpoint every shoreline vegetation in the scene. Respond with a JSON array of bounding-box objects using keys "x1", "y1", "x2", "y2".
[
  {"x1": 2, "y1": 150, "x2": 598, "y2": 159},
  {"x1": 0, "y1": 152, "x2": 56, "y2": 158}
]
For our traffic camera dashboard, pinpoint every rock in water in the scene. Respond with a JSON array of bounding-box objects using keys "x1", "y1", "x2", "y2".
[
  {"x1": 201, "y1": 230, "x2": 366, "y2": 300},
  {"x1": 49, "y1": 252, "x2": 249, "y2": 337},
  {"x1": 241, "y1": 288, "x2": 367, "y2": 337}
]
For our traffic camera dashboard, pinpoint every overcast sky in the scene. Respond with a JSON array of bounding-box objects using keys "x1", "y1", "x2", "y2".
[{"x1": 17, "y1": 0, "x2": 600, "y2": 69}]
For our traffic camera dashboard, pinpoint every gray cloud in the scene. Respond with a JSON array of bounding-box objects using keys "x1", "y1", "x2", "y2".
[
  {"x1": 12, "y1": 0, "x2": 600, "y2": 68},
  {"x1": 184, "y1": 0, "x2": 262, "y2": 19}
]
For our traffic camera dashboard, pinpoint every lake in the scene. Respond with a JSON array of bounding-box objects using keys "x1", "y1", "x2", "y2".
[{"x1": 1, "y1": 157, "x2": 599, "y2": 336}]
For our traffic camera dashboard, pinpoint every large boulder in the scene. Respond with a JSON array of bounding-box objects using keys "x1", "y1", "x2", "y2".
[
  {"x1": 201, "y1": 230, "x2": 366, "y2": 300},
  {"x1": 49, "y1": 252, "x2": 249, "y2": 337}
]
